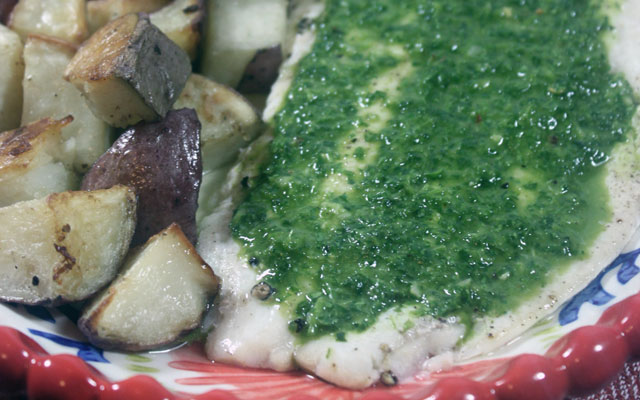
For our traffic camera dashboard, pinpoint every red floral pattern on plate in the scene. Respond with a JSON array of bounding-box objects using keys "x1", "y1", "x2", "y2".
[{"x1": 3, "y1": 291, "x2": 640, "y2": 399}]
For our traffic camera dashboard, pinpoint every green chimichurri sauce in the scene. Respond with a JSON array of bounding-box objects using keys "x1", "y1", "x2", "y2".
[{"x1": 231, "y1": 0, "x2": 637, "y2": 340}]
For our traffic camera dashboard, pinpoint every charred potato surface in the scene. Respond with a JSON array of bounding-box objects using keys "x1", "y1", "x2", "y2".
[
  {"x1": 79, "y1": 223, "x2": 220, "y2": 352},
  {"x1": 0, "y1": 117, "x2": 78, "y2": 207},
  {"x1": 64, "y1": 13, "x2": 191, "y2": 128},
  {"x1": 0, "y1": 186, "x2": 136, "y2": 305}
]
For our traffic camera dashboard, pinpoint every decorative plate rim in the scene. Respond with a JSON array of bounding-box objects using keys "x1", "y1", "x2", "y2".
[
  {"x1": 4, "y1": 238, "x2": 640, "y2": 400},
  {"x1": 2, "y1": 287, "x2": 640, "y2": 399}
]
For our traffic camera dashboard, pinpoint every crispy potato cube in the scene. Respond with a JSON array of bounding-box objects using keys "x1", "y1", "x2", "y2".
[
  {"x1": 174, "y1": 74, "x2": 263, "y2": 171},
  {"x1": 0, "y1": 117, "x2": 78, "y2": 207},
  {"x1": 64, "y1": 13, "x2": 191, "y2": 128},
  {"x1": 200, "y1": 0, "x2": 287, "y2": 88},
  {"x1": 22, "y1": 35, "x2": 111, "y2": 172},
  {"x1": 87, "y1": 0, "x2": 171, "y2": 33},
  {"x1": 150, "y1": 0, "x2": 205, "y2": 60},
  {"x1": 8, "y1": 0, "x2": 88, "y2": 44},
  {"x1": 0, "y1": 25, "x2": 24, "y2": 132},
  {"x1": 0, "y1": 185, "x2": 137, "y2": 305},
  {"x1": 79, "y1": 223, "x2": 220, "y2": 351}
]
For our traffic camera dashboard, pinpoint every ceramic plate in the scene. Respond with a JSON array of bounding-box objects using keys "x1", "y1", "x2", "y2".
[{"x1": 3, "y1": 229, "x2": 640, "y2": 399}]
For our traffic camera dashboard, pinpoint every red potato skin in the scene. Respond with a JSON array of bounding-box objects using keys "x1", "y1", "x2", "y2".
[
  {"x1": 237, "y1": 45, "x2": 283, "y2": 94},
  {"x1": 82, "y1": 108, "x2": 202, "y2": 245},
  {"x1": 0, "y1": 0, "x2": 17, "y2": 25}
]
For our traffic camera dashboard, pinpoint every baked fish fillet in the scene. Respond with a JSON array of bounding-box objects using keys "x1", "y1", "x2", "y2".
[{"x1": 198, "y1": 0, "x2": 640, "y2": 389}]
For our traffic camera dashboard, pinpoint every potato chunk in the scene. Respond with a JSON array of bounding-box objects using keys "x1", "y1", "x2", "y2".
[
  {"x1": 200, "y1": 0, "x2": 287, "y2": 88},
  {"x1": 89, "y1": 0, "x2": 203, "y2": 59},
  {"x1": 0, "y1": 25, "x2": 24, "y2": 132},
  {"x1": 64, "y1": 13, "x2": 191, "y2": 128},
  {"x1": 82, "y1": 109, "x2": 202, "y2": 245},
  {"x1": 87, "y1": 0, "x2": 171, "y2": 33},
  {"x1": 174, "y1": 74, "x2": 263, "y2": 220},
  {"x1": 0, "y1": 186, "x2": 136, "y2": 305},
  {"x1": 150, "y1": 0, "x2": 205, "y2": 60},
  {"x1": 8, "y1": 0, "x2": 89, "y2": 44},
  {"x1": 0, "y1": 117, "x2": 77, "y2": 207},
  {"x1": 22, "y1": 35, "x2": 111, "y2": 172},
  {"x1": 174, "y1": 74, "x2": 263, "y2": 170},
  {"x1": 79, "y1": 223, "x2": 220, "y2": 351}
]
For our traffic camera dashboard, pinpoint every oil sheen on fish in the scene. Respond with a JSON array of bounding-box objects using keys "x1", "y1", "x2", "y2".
[{"x1": 198, "y1": 0, "x2": 640, "y2": 389}]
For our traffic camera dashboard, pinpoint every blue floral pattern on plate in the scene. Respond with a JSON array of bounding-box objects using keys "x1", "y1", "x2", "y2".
[
  {"x1": 28, "y1": 328, "x2": 109, "y2": 363},
  {"x1": 3, "y1": 242, "x2": 640, "y2": 395},
  {"x1": 559, "y1": 248, "x2": 640, "y2": 325}
]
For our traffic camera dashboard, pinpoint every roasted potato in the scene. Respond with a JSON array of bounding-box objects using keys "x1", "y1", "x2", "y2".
[
  {"x1": 150, "y1": 0, "x2": 204, "y2": 61},
  {"x1": 21, "y1": 34, "x2": 111, "y2": 172},
  {"x1": 0, "y1": 117, "x2": 78, "y2": 207},
  {"x1": 82, "y1": 109, "x2": 202, "y2": 245},
  {"x1": 174, "y1": 74, "x2": 264, "y2": 171},
  {"x1": 174, "y1": 74, "x2": 263, "y2": 221},
  {"x1": 78, "y1": 223, "x2": 219, "y2": 352},
  {"x1": 87, "y1": 0, "x2": 171, "y2": 33},
  {"x1": 0, "y1": 185, "x2": 136, "y2": 305},
  {"x1": 200, "y1": 0, "x2": 287, "y2": 88},
  {"x1": 64, "y1": 13, "x2": 191, "y2": 128},
  {"x1": 0, "y1": 24, "x2": 23, "y2": 132},
  {"x1": 8, "y1": 0, "x2": 89, "y2": 44}
]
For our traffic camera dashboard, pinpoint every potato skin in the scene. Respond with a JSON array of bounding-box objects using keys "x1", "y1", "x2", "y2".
[
  {"x1": 174, "y1": 73, "x2": 264, "y2": 170},
  {"x1": 237, "y1": 45, "x2": 283, "y2": 94},
  {"x1": 116, "y1": 15, "x2": 191, "y2": 120},
  {"x1": 82, "y1": 109, "x2": 202, "y2": 245},
  {"x1": 0, "y1": 0, "x2": 17, "y2": 25},
  {"x1": 64, "y1": 13, "x2": 191, "y2": 127},
  {"x1": 200, "y1": 0, "x2": 287, "y2": 88},
  {"x1": 78, "y1": 223, "x2": 220, "y2": 352}
]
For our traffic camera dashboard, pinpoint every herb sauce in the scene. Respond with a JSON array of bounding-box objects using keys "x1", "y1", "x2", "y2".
[{"x1": 231, "y1": 0, "x2": 637, "y2": 340}]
